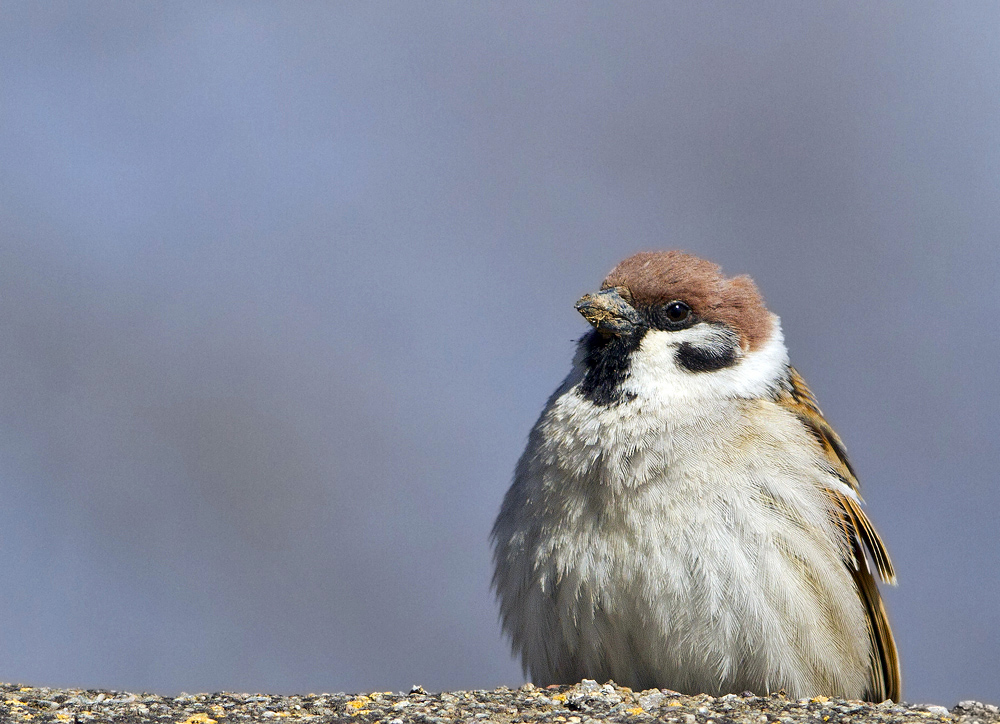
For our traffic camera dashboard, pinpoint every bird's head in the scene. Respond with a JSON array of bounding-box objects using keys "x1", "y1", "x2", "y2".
[{"x1": 573, "y1": 251, "x2": 784, "y2": 406}]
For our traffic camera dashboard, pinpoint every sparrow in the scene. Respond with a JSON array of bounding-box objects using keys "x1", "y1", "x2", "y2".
[{"x1": 491, "y1": 251, "x2": 899, "y2": 701}]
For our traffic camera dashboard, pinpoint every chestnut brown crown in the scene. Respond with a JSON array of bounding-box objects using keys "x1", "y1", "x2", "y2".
[{"x1": 601, "y1": 251, "x2": 773, "y2": 351}]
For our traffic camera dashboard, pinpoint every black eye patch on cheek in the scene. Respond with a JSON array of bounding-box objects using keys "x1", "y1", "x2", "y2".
[{"x1": 675, "y1": 340, "x2": 739, "y2": 373}]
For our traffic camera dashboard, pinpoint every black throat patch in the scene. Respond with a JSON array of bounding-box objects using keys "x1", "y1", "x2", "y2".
[{"x1": 578, "y1": 329, "x2": 643, "y2": 406}]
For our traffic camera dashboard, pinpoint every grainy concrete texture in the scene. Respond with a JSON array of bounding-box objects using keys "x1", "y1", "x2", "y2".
[{"x1": 0, "y1": 681, "x2": 997, "y2": 724}]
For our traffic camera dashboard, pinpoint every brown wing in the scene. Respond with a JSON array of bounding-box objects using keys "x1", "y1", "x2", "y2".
[{"x1": 776, "y1": 367, "x2": 901, "y2": 702}]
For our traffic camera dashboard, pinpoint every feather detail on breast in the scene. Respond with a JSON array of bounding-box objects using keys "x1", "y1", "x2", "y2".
[{"x1": 775, "y1": 367, "x2": 901, "y2": 702}]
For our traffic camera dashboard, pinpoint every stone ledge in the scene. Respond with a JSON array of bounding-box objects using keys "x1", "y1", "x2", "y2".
[{"x1": 0, "y1": 681, "x2": 996, "y2": 724}]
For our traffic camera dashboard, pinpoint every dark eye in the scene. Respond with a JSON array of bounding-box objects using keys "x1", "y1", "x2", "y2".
[{"x1": 663, "y1": 301, "x2": 691, "y2": 323}]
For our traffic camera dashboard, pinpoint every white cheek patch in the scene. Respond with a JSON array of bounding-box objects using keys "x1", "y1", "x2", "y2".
[{"x1": 623, "y1": 315, "x2": 789, "y2": 404}]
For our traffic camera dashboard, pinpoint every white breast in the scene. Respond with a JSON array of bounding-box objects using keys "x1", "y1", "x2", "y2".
[{"x1": 492, "y1": 326, "x2": 873, "y2": 698}]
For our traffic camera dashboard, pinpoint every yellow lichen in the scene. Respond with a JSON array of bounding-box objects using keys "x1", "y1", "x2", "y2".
[{"x1": 346, "y1": 697, "x2": 371, "y2": 716}]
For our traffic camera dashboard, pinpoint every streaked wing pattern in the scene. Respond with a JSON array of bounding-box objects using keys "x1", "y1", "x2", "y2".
[{"x1": 775, "y1": 367, "x2": 900, "y2": 702}]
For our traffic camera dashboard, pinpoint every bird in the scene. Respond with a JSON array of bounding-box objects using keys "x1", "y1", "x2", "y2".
[{"x1": 491, "y1": 250, "x2": 899, "y2": 702}]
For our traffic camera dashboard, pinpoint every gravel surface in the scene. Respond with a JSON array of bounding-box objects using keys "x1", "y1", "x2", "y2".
[{"x1": 0, "y1": 681, "x2": 996, "y2": 724}]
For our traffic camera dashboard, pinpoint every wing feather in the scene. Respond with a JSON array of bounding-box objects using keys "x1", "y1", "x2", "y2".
[{"x1": 775, "y1": 367, "x2": 900, "y2": 702}]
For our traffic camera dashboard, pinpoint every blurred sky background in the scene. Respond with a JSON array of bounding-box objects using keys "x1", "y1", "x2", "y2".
[{"x1": 1, "y1": 1, "x2": 998, "y2": 705}]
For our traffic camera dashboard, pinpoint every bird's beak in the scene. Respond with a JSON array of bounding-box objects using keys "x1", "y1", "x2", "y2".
[{"x1": 575, "y1": 287, "x2": 642, "y2": 336}]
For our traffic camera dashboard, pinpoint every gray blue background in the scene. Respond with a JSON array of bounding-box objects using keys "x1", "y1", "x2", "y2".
[{"x1": 1, "y1": 1, "x2": 997, "y2": 705}]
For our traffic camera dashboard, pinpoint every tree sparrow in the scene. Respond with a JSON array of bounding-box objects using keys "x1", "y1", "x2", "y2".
[{"x1": 491, "y1": 251, "x2": 899, "y2": 701}]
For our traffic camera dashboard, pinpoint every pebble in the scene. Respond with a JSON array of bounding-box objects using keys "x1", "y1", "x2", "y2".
[{"x1": 639, "y1": 691, "x2": 666, "y2": 709}]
